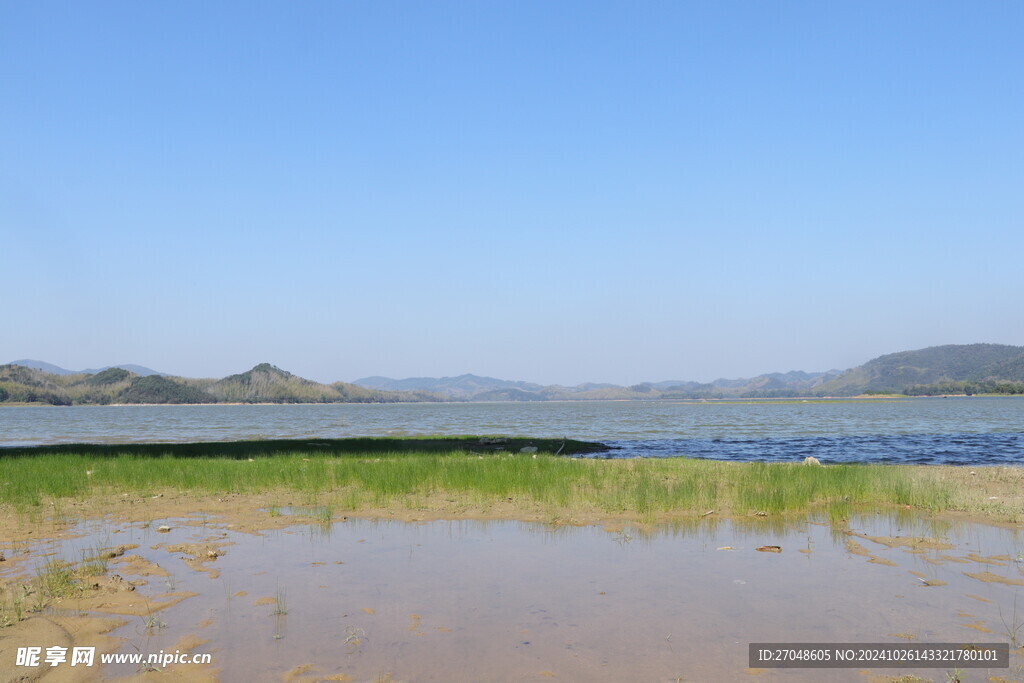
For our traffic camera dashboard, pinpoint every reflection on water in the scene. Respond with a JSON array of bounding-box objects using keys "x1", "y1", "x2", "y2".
[
  {"x1": 2, "y1": 398, "x2": 1023, "y2": 464},
  {"x1": 3, "y1": 514, "x2": 1022, "y2": 681}
]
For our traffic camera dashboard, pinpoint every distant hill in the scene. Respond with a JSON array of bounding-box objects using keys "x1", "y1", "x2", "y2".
[
  {"x1": 354, "y1": 374, "x2": 623, "y2": 400},
  {"x1": 194, "y1": 363, "x2": 448, "y2": 404},
  {"x1": 82, "y1": 364, "x2": 164, "y2": 377},
  {"x1": 5, "y1": 344, "x2": 1024, "y2": 406},
  {"x1": 653, "y1": 370, "x2": 843, "y2": 399},
  {"x1": 7, "y1": 359, "x2": 78, "y2": 375},
  {"x1": 354, "y1": 374, "x2": 545, "y2": 399},
  {"x1": 0, "y1": 363, "x2": 446, "y2": 405},
  {"x1": 0, "y1": 365, "x2": 76, "y2": 405},
  {"x1": 204, "y1": 363, "x2": 344, "y2": 403},
  {"x1": 119, "y1": 375, "x2": 213, "y2": 404},
  {"x1": 354, "y1": 369, "x2": 843, "y2": 401},
  {"x1": 8, "y1": 359, "x2": 164, "y2": 376},
  {"x1": 814, "y1": 344, "x2": 1024, "y2": 396},
  {"x1": 353, "y1": 345, "x2": 1024, "y2": 400}
]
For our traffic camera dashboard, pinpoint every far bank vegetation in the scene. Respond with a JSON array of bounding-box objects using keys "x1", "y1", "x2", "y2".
[{"x1": 0, "y1": 363, "x2": 443, "y2": 406}]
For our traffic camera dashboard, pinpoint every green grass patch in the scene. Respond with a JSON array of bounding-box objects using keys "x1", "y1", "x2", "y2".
[
  {"x1": 35, "y1": 558, "x2": 79, "y2": 599},
  {"x1": 0, "y1": 446, "x2": 969, "y2": 520}
]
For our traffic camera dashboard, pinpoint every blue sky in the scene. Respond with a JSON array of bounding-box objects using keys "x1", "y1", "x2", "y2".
[{"x1": 2, "y1": 1, "x2": 1022, "y2": 385}]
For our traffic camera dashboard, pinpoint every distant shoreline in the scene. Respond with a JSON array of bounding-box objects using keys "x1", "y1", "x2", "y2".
[
  {"x1": 7, "y1": 345, "x2": 1024, "y2": 404},
  {"x1": 3, "y1": 394, "x2": 1023, "y2": 408}
]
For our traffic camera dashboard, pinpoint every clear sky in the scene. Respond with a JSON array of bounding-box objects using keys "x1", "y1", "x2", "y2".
[{"x1": 2, "y1": 1, "x2": 1022, "y2": 386}]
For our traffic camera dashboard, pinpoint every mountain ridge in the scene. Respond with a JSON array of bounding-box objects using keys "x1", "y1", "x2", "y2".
[
  {"x1": 0, "y1": 362, "x2": 446, "y2": 405},
  {"x1": 354, "y1": 369, "x2": 845, "y2": 400},
  {"x1": 4, "y1": 343, "x2": 1024, "y2": 405},
  {"x1": 8, "y1": 359, "x2": 164, "y2": 377},
  {"x1": 814, "y1": 343, "x2": 1024, "y2": 395}
]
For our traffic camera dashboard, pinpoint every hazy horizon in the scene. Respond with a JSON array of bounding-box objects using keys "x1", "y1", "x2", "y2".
[
  {"x1": 10, "y1": 354, "x2": 847, "y2": 385},
  {"x1": 3, "y1": 2, "x2": 1022, "y2": 387},
  {"x1": 9, "y1": 343, "x2": 1020, "y2": 388}
]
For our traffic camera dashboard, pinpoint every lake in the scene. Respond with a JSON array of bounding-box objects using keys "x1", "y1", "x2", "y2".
[
  {"x1": 1, "y1": 397, "x2": 1023, "y2": 465},
  {"x1": 3, "y1": 399, "x2": 1024, "y2": 680}
]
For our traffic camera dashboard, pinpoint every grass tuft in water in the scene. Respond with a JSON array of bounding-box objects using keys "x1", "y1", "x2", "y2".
[
  {"x1": 35, "y1": 558, "x2": 79, "y2": 601},
  {"x1": 272, "y1": 587, "x2": 288, "y2": 616}
]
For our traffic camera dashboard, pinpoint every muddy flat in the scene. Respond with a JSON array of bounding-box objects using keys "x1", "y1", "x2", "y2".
[{"x1": 3, "y1": 509, "x2": 1023, "y2": 681}]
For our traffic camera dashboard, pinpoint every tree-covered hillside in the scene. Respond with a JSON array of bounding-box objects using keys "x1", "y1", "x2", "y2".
[
  {"x1": 814, "y1": 344, "x2": 1024, "y2": 395},
  {"x1": 205, "y1": 363, "x2": 342, "y2": 403},
  {"x1": 0, "y1": 363, "x2": 445, "y2": 405}
]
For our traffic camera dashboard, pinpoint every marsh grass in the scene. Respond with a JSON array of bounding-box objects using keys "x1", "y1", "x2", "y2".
[
  {"x1": 272, "y1": 588, "x2": 288, "y2": 616},
  {"x1": 999, "y1": 593, "x2": 1023, "y2": 648},
  {"x1": 36, "y1": 558, "x2": 78, "y2": 600},
  {"x1": 0, "y1": 540, "x2": 144, "y2": 628},
  {"x1": 314, "y1": 504, "x2": 334, "y2": 526},
  {"x1": 0, "y1": 587, "x2": 26, "y2": 627},
  {"x1": 79, "y1": 547, "x2": 109, "y2": 576},
  {"x1": 2, "y1": 549, "x2": 120, "y2": 626},
  {"x1": 142, "y1": 612, "x2": 167, "y2": 633},
  {"x1": 0, "y1": 449, "x2": 974, "y2": 520},
  {"x1": 12, "y1": 588, "x2": 24, "y2": 623}
]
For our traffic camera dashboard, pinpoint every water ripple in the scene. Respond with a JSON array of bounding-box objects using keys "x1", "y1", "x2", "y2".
[{"x1": 599, "y1": 432, "x2": 1024, "y2": 465}]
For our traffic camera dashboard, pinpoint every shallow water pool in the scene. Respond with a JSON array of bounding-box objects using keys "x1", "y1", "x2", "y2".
[{"x1": 3, "y1": 513, "x2": 1022, "y2": 681}]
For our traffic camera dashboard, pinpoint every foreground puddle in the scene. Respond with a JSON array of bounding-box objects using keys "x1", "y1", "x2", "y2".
[{"x1": 3, "y1": 514, "x2": 1023, "y2": 682}]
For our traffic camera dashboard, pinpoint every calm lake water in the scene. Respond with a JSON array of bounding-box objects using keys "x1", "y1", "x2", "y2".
[
  {"x1": 1, "y1": 398, "x2": 1023, "y2": 465},
  {"x1": 3, "y1": 513, "x2": 1022, "y2": 681}
]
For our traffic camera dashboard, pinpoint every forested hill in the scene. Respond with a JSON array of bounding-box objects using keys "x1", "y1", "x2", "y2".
[
  {"x1": 813, "y1": 344, "x2": 1024, "y2": 396},
  {"x1": 0, "y1": 363, "x2": 445, "y2": 405}
]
